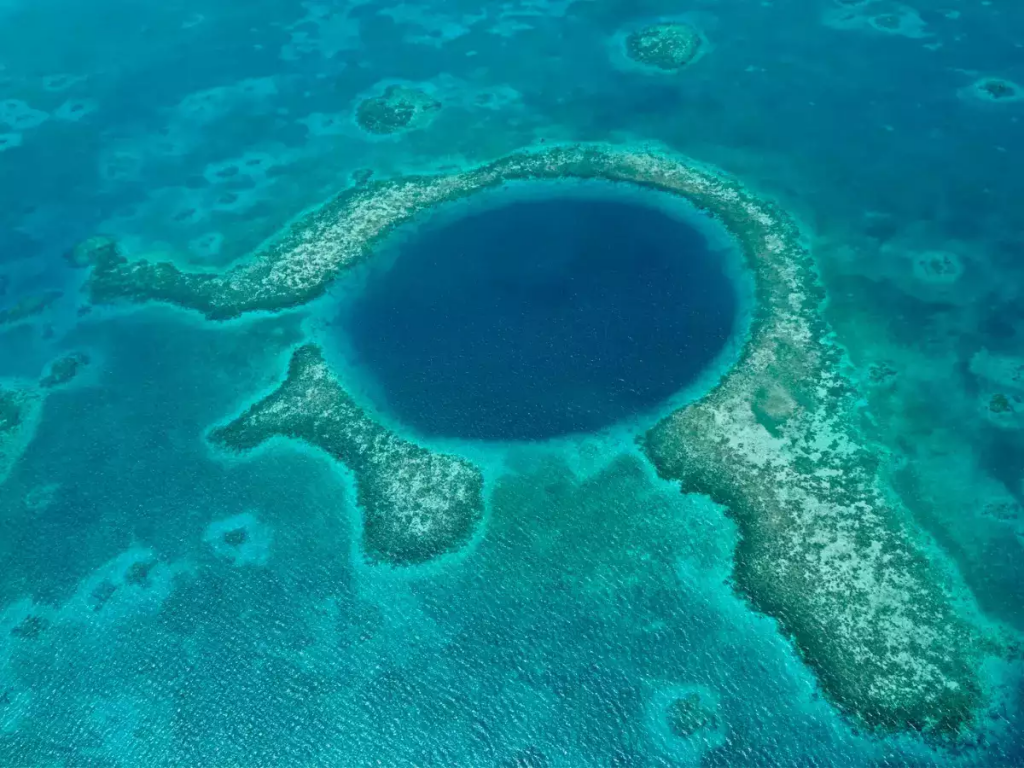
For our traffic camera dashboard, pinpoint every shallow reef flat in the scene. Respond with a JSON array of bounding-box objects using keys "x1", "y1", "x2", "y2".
[
  {"x1": 75, "y1": 142, "x2": 988, "y2": 734},
  {"x1": 639, "y1": 188, "x2": 986, "y2": 733},
  {"x1": 208, "y1": 344, "x2": 484, "y2": 566}
]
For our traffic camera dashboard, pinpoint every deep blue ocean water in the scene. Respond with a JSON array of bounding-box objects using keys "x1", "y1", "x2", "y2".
[
  {"x1": 340, "y1": 193, "x2": 738, "y2": 441},
  {"x1": 1, "y1": 0, "x2": 1023, "y2": 766}
]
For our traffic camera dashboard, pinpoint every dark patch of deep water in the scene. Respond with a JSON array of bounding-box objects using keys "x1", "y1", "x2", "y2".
[{"x1": 339, "y1": 193, "x2": 739, "y2": 441}]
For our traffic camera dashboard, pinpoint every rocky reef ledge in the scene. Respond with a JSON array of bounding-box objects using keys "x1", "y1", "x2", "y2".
[
  {"x1": 74, "y1": 143, "x2": 987, "y2": 733},
  {"x1": 208, "y1": 344, "x2": 484, "y2": 565}
]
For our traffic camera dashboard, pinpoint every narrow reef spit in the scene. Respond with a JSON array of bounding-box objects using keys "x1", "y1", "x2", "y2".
[
  {"x1": 208, "y1": 344, "x2": 484, "y2": 565},
  {"x1": 73, "y1": 142, "x2": 988, "y2": 734}
]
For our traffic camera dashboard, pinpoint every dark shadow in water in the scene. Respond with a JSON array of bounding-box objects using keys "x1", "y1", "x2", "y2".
[{"x1": 340, "y1": 195, "x2": 738, "y2": 441}]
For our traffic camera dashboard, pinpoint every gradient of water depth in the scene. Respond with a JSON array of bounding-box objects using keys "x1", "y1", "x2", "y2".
[{"x1": 340, "y1": 193, "x2": 740, "y2": 441}]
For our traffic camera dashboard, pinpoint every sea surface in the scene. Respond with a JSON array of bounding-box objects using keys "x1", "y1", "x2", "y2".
[{"x1": 1, "y1": 0, "x2": 1023, "y2": 766}]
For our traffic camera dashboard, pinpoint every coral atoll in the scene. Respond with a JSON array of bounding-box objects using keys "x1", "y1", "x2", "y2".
[
  {"x1": 355, "y1": 84, "x2": 442, "y2": 135},
  {"x1": 208, "y1": 344, "x2": 484, "y2": 565},
  {"x1": 624, "y1": 22, "x2": 703, "y2": 71},
  {"x1": 71, "y1": 142, "x2": 987, "y2": 732}
]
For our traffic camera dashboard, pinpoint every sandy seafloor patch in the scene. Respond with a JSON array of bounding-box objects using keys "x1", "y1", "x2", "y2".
[{"x1": 1, "y1": 0, "x2": 1024, "y2": 764}]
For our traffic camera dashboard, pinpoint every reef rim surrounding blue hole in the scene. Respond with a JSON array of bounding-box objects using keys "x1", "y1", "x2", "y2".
[{"x1": 334, "y1": 182, "x2": 749, "y2": 442}]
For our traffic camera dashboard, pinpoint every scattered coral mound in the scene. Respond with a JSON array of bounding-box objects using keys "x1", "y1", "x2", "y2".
[
  {"x1": 665, "y1": 688, "x2": 719, "y2": 740},
  {"x1": 208, "y1": 344, "x2": 484, "y2": 565},
  {"x1": 625, "y1": 22, "x2": 703, "y2": 71},
  {"x1": 355, "y1": 84, "x2": 441, "y2": 135},
  {"x1": 0, "y1": 290, "x2": 61, "y2": 326},
  {"x1": 70, "y1": 142, "x2": 986, "y2": 732},
  {"x1": 969, "y1": 77, "x2": 1023, "y2": 103},
  {"x1": 203, "y1": 512, "x2": 272, "y2": 567},
  {"x1": 1, "y1": 352, "x2": 90, "y2": 485},
  {"x1": 647, "y1": 684, "x2": 725, "y2": 761},
  {"x1": 40, "y1": 351, "x2": 89, "y2": 389},
  {"x1": 0, "y1": 383, "x2": 43, "y2": 485}
]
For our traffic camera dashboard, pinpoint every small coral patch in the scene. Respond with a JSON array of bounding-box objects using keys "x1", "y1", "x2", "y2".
[
  {"x1": 625, "y1": 23, "x2": 703, "y2": 71},
  {"x1": 355, "y1": 84, "x2": 442, "y2": 135}
]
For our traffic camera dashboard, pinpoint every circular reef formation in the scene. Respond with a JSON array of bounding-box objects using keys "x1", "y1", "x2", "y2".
[
  {"x1": 624, "y1": 22, "x2": 703, "y2": 71},
  {"x1": 340, "y1": 191, "x2": 741, "y2": 441},
  {"x1": 968, "y1": 76, "x2": 1023, "y2": 103},
  {"x1": 73, "y1": 142, "x2": 990, "y2": 735},
  {"x1": 665, "y1": 689, "x2": 719, "y2": 740},
  {"x1": 354, "y1": 84, "x2": 441, "y2": 135}
]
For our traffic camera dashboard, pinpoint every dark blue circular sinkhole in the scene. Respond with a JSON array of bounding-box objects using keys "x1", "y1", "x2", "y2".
[{"x1": 337, "y1": 190, "x2": 741, "y2": 442}]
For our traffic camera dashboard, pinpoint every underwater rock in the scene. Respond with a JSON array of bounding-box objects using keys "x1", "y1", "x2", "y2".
[
  {"x1": 71, "y1": 141, "x2": 988, "y2": 732},
  {"x1": 222, "y1": 527, "x2": 247, "y2": 546},
  {"x1": 1, "y1": 599, "x2": 57, "y2": 645},
  {"x1": 866, "y1": 360, "x2": 898, "y2": 387},
  {"x1": 0, "y1": 382, "x2": 43, "y2": 485},
  {"x1": 202, "y1": 512, "x2": 272, "y2": 567},
  {"x1": 979, "y1": 391, "x2": 1024, "y2": 430},
  {"x1": 39, "y1": 351, "x2": 89, "y2": 389},
  {"x1": 208, "y1": 346, "x2": 484, "y2": 565},
  {"x1": 354, "y1": 84, "x2": 442, "y2": 135},
  {"x1": 9, "y1": 613, "x2": 48, "y2": 640},
  {"x1": 911, "y1": 249, "x2": 963, "y2": 285},
  {"x1": 968, "y1": 77, "x2": 1023, "y2": 103},
  {"x1": 665, "y1": 690, "x2": 719, "y2": 739},
  {"x1": 647, "y1": 684, "x2": 726, "y2": 761},
  {"x1": 123, "y1": 558, "x2": 156, "y2": 587},
  {"x1": 624, "y1": 22, "x2": 703, "y2": 71},
  {"x1": 823, "y1": 2, "x2": 929, "y2": 39},
  {"x1": 61, "y1": 548, "x2": 190, "y2": 623},
  {"x1": 970, "y1": 350, "x2": 1024, "y2": 429},
  {"x1": 0, "y1": 290, "x2": 61, "y2": 326},
  {"x1": 351, "y1": 167, "x2": 374, "y2": 186},
  {"x1": 66, "y1": 235, "x2": 120, "y2": 269}
]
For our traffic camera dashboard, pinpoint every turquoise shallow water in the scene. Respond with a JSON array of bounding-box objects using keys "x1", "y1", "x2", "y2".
[{"x1": 2, "y1": 0, "x2": 1024, "y2": 765}]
